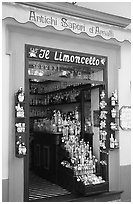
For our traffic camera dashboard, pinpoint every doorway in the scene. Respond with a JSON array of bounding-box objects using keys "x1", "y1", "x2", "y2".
[{"x1": 24, "y1": 44, "x2": 109, "y2": 201}]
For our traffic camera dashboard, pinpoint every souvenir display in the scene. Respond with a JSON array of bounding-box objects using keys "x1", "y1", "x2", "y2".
[
  {"x1": 15, "y1": 88, "x2": 27, "y2": 157},
  {"x1": 99, "y1": 89, "x2": 108, "y2": 149},
  {"x1": 109, "y1": 90, "x2": 119, "y2": 149}
]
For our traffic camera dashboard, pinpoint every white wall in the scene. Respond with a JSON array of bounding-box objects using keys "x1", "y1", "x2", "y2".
[
  {"x1": 118, "y1": 42, "x2": 131, "y2": 166},
  {"x1": 2, "y1": 22, "x2": 9, "y2": 179},
  {"x1": 3, "y1": 17, "x2": 128, "y2": 200}
]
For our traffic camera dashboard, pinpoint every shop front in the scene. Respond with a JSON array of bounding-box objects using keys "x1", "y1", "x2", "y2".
[{"x1": 2, "y1": 2, "x2": 131, "y2": 202}]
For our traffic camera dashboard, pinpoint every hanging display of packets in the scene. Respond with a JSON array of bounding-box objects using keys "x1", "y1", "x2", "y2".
[
  {"x1": 15, "y1": 88, "x2": 27, "y2": 158},
  {"x1": 99, "y1": 89, "x2": 108, "y2": 150}
]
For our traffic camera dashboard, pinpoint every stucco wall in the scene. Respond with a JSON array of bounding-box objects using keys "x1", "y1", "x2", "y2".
[
  {"x1": 118, "y1": 41, "x2": 131, "y2": 201},
  {"x1": 2, "y1": 22, "x2": 9, "y2": 180},
  {"x1": 118, "y1": 42, "x2": 131, "y2": 166}
]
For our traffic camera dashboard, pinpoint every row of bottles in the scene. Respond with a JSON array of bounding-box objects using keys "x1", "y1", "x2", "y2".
[
  {"x1": 29, "y1": 89, "x2": 91, "y2": 107},
  {"x1": 28, "y1": 61, "x2": 91, "y2": 80},
  {"x1": 33, "y1": 108, "x2": 81, "y2": 135},
  {"x1": 30, "y1": 89, "x2": 81, "y2": 106},
  {"x1": 30, "y1": 108, "x2": 48, "y2": 117},
  {"x1": 30, "y1": 81, "x2": 67, "y2": 94},
  {"x1": 61, "y1": 136, "x2": 105, "y2": 185}
]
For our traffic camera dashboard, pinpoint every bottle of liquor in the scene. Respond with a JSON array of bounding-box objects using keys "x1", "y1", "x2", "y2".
[
  {"x1": 57, "y1": 110, "x2": 62, "y2": 132},
  {"x1": 110, "y1": 134, "x2": 115, "y2": 148},
  {"x1": 111, "y1": 92, "x2": 116, "y2": 106},
  {"x1": 75, "y1": 107, "x2": 79, "y2": 121},
  {"x1": 89, "y1": 147, "x2": 92, "y2": 160}
]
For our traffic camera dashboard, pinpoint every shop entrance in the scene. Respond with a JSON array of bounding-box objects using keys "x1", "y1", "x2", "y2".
[{"x1": 24, "y1": 44, "x2": 109, "y2": 201}]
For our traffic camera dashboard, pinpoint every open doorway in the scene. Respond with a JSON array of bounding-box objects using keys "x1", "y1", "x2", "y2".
[
  {"x1": 26, "y1": 79, "x2": 108, "y2": 201},
  {"x1": 24, "y1": 44, "x2": 109, "y2": 202}
]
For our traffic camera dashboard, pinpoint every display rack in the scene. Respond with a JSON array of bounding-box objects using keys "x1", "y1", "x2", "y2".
[
  {"x1": 109, "y1": 90, "x2": 119, "y2": 150},
  {"x1": 15, "y1": 88, "x2": 27, "y2": 158}
]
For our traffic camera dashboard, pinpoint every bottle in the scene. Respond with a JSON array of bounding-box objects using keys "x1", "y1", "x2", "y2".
[
  {"x1": 114, "y1": 138, "x2": 119, "y2": 148},
  {"x1": 110, "y1": 134, "x2": 114, "y2": 148},
  {"x1": 89, "y1": 147, "x2": 92, "y2": 160},
  {"x1": 57, "y1": 110, "x2": 62, "y2": 132},
  {"x1": 111, "y1": 108, "x2": 117, "y2": 118},
  {"x1": 17, "y1": 87, "x2": 24, "y2": 102},
  {"x1": 114, "y1": 90, "x2": 118, "y2": 103},
  {"x1": 75, "y1": 107, "x2": 79, "y2": 121},
  {"x1": 111, "y1": 92, "x2": 115, "y2": 106}
]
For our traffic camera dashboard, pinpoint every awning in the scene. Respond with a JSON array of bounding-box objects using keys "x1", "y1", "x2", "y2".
[{"x1": 2, "y1": 2, "x2": 131, "y2": 43}]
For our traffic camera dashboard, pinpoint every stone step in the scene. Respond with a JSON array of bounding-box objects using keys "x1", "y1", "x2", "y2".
[{"x1": 30, "y1": 190, "x2": 123, "y2": 202}]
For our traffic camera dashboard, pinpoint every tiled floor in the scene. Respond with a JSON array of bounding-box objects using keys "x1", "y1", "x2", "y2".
[{"x1": 29, "y1": 171, "x2": 71, "y2": 201}]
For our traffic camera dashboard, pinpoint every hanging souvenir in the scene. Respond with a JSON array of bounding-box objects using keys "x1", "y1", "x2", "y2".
[
  {"x1": 15, "y1": 103, "x2": 24, "y2": 118},
  {"x1": 100, "y1": 90, "x2": 105, "y2": 99},
  {"x1": 100, "y1": 120, "x2": 106, "y2": 129},
  {"x1": 99, "y1": 111, "x2": 108, "y2": 119},
  {"x1": 17, "y1": 87, "x2": 25, "y2": 102},
  {"x1": 110, "y1": 122, "x2": 118, "y2": 131},
  {"x1": 100, "y1": 100, "x2": 107, "y2": 109},
  {"x1": 111, "y1": 108, "x2": 117, "y2": 118}
]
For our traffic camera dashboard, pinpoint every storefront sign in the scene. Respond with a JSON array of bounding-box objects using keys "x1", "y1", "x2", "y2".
[
  {"x1": 27, "y1": 44, "x2": 107, "y2": 68},
  {"x1": 2, "y1": 2, "x2": 131, "y2": 43},
  {"x1": 28, "y1": 10, "x2": 114, "y2": 39},
  {"x1": 119, "y1": 106, "x2": 131, "y2": 130}
]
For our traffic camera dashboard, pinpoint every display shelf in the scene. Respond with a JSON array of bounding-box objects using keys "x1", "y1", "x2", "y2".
[
  {"x1": 75, "y1": 181, "x2": 109, "y2": 196},
  {"x1": 109, "y1": 91, "x2": 119, "y2": 150},
  {"x1": 57, "y1": 165, "x2": 108, "y2": 196},
  {"x1": 30, "y1": 116, "x2": 46, "y2": 118},
  {"x1": 29, "y1": 100, "x2": 90, "y2": 107},
  {"x1": 29, "y1": 101, "x2": 80, "y2": 107},
  {"x1": 28, "y1": 75, "x2": 105, "y2": 86},
  {"x1": 29, "y1": 82, "x2": 88, "y2": 95}
]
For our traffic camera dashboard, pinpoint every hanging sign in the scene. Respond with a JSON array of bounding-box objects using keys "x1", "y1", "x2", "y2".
[
  {"x1": 2, "y1": 2, "x2": 131, "y2": 43},
  {"x1": 119, "y1": 106, "x2": 131, "y2": 130}
]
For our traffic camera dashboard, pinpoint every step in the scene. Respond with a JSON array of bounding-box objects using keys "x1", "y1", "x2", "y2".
[{"x1": 30, "y1": 190, "x2": 123, "y2": 202}]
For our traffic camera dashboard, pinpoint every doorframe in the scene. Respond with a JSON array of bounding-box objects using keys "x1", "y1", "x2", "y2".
[
  {"x1": 23, "y1": 44, "x2": 108, "y2": 201},
  {"x1": 24, "y1": 44, "x2": 30, "y2": 202}
]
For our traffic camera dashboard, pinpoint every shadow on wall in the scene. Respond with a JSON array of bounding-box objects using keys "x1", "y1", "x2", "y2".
[
  {"x1": 2, "y1": 179, "x2": 9, "y2": 202},
  {"x1": 120, "y1": 165, "x2": 131, "y2": 202}
]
